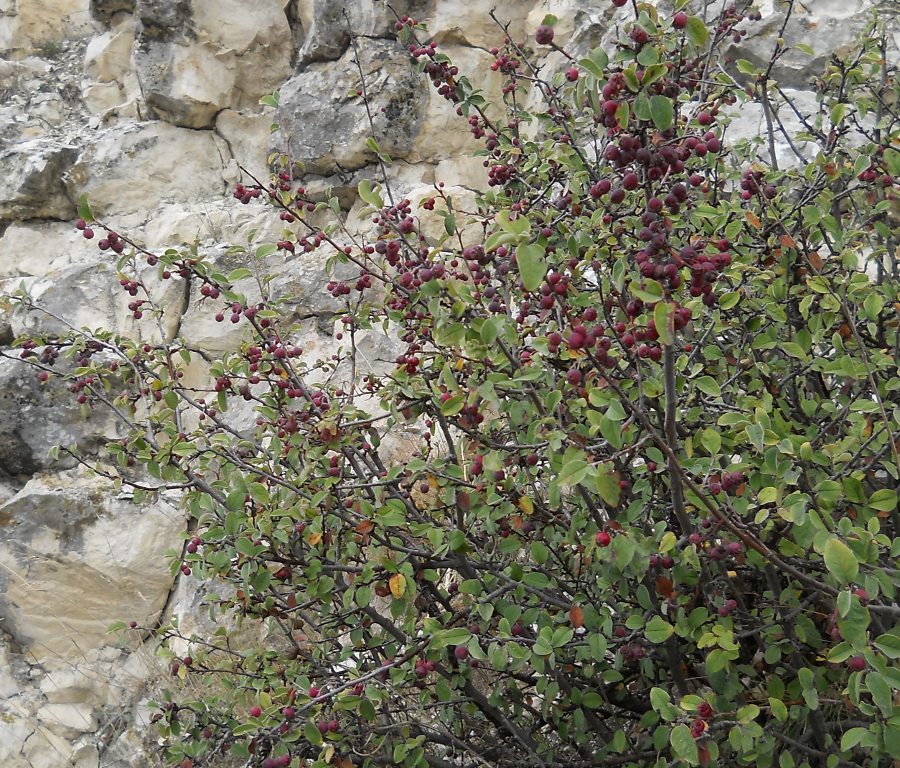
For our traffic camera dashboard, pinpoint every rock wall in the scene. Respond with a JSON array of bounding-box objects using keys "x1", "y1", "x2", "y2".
[{"x1": 0, "y1": 1, "x2": 895, "y2": 765}]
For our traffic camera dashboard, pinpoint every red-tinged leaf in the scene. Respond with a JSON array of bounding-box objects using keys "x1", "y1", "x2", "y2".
[
  {"x1": 355, "y1": 519, "x2": 375, "y2": 535},
  {"x1": 699, "y1": 744, "x2": 711, "y2": 767},
  {"x1": 808, "y1": 251, "x2": 823, "y2": 270},
  {"x1": 570, "y1": 605, "x2": 585, "y2": 629},
  {"x1": 655, "y1": 576, "x2": 675, "y2": 598}
]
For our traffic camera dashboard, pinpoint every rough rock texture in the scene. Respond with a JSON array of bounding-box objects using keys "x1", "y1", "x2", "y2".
[
  {"x1": 0, "y1": 140, "x2": 78, "y2": 222},
  {"x1": 273, "y1": 38, "x2": 427, "y2": 175},
  {"x1": 0, "y1": 0, "x2": 896, "y2": 766}
]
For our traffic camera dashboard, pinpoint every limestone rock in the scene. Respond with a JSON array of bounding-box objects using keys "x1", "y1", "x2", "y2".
[
  {"x1": 290, "y1": 0, "x2": 435, "y2": 64},
  {"x1": 409, "y1": 45, "x2": 501, "y2": 163},
  {"x1": 215, "y1": 108, "x2": 273, "y2": 184},
  {"x1": 0, "y1": 351, "x2": 133, "y2": 484},
  {"x1": 90, "y1": 0, "x2": 134, "y2": 21},
  {"x1": 82, "y1": 12, "x2": 141, "y2": 116},
  {"x1": 83, "y1": 15, "x2": 134, "y2": 82},
  {"x1": 727, "y1": 0, "x2": 877, "y2": 88},
  {"x1": 0, "y1": 140, "x2": 77, "y2": 223},
  {"x1": 425, "y1": 0, "x2": 531, "y2": 48},
  {"x1": 0, "y1": 470, "x2": 185, "y2": 665},
  {"x1": 0, "y1": 0, "x2": 94, "y2": 55},
  {"x1": 64, "y1": 121, "x2": 229, "y2": 216},
  {"x1": 133, "y1": 0, "x2": 292, "y2": 128},
  {"x1": 0, "y1": 221, "x2": 104, "y2": 278},
  {"x1": 36, "y1": 702, "x2": 97, "y2": 738},
  {"x1": 273, "y1": 38, "x2": 426, "y2": 174}
]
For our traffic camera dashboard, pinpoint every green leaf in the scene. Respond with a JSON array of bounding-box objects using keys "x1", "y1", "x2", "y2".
[
  {"x1": 258, "y1": 90, "x2": 279, "y2": 108},
  {"x1": 670, "y1": 723, "x2": 700, "y2": 764},
  {"x1": 578, "y1": 57, "x2": 605, "y2": 80},
  {"x1": 496, "y1": 209, "x2": 530, "y2": 236},
  {"x1": 582, "y1": 691, "x2": 603, "y2": 709},
  {"x1": 641, "y1": 64, "x2": 667, "y2": 89},
  {"x1": 867, "y1": 489, "x2": 897, "y2": 512},
  {"x1": 823, "y1": 537, "x2": 859, "y2": 584},
  {"x1": 595, "y1": 465, "x2": 621, "y2": 507},
  {"x1": 865, "y1": 672, "x2": 893, "y2": 716},
  {"x1": 531, "y1": 541, "x2": 549, "y2": 565},
  {"x1": 636, "y1": 44, "x2": 659, "y2": 67},
  {"x1": 358, "y1": 179, "x2": 384, "y2": 209},
  {"x1": 874, "y1": 632, "x2": 900, "y2": 659},
  {"x1": 649, "y1": 95, "x2": 673, "y2": 131},
  {"x1": 645, "y1": 616, "x2": 675, "y2": 644},
  {"x1": 746, "y1": 423, "x2": 765, "y2": 451},
  {"x1": 516, "y1": 244, "x2": 546, "y2": 292},
  {"x1": 695, "y1": 376, "x2": 721, "y2": 398},
  {"x1": 440, "y1": 394, "x2": 465, "y2": 416},
  {"x1": 480, "y1": 317, "x2": 500, "y2": 345},
  {"x1": 77, "y1": 194, "x2": 94, "y2": 223},
  {"x1": 768, "y1": 697, "x2": 788, "y2": 722},
  {"x1": 558, "y1": 458, "x2": 591, "y2": 487},
  {"x1": 589, "y1": 46, "x2": 609, "y2": 72},
  {"x1": 841, "y1": 727, "x2": 870, "y2": 751},
  {"x1": 304, "y1": 719, "x2": 323, "y2": 746},
  {"x1": 736, "y1": 59, "x2": 758, "y2": 76},
  {"x1": 430, "y1": 628, "x2": 471, "y2": 649},
  {"x1": 615, "y1": 100, "x2": 630, "y2": 130},
  {"x1": 686, "y1": 16, "x2": 708, "y2": 47},
  {"x1": 631, "y1": 279, "x2": 664, "y2": 303},
  {"x1": 654, "y1": 301, "x2": 673, "y2": 345},
  {"x1": 699, "y1": 428, "x2": 721, "y2": 455},
  {"x1": 737, "y1": 704, "x2": 760, "y2": 724}
]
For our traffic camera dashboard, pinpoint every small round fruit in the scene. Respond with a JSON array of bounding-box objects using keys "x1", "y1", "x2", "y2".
[
  {"x1": 535, "y1": 25, "x2": 554, "y2": 45},
  {"x1": 673, "y1": 12, "x2": 688, "y2": 29},
  {"x1": 565, "y1": 67, "x2": 579, "y2": 82},
  {"x1": 595, "y1": 531, "x2": 612, "y2": 547},
  {"x1": 848, "y1": 656, "x2": 866, "y2": 672}
]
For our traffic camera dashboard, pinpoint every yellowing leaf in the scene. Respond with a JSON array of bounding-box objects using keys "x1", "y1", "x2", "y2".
[
  {"x1": 517, "y1": 496, "x2": 534, "y2": 514},
  {"x1": 389, "y1": 573, "x2": 406, "y2": 599}
]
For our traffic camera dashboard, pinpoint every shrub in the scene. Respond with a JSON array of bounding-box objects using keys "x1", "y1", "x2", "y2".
[{"x1": 8, "y1": 2, "x2": 900, "y2": 767}]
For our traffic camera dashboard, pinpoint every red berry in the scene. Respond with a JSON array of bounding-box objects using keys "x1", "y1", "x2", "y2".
[
  {"x1": 535, "y1": 25, "x2": 554, "y2": 45},
  {"x1": 565, "y1": 67, "x2": 579, "y2": 82},
  {"x1": 848, "y1": 656, "x2": 866, "y2": 672},
  {"x1": 595, "y1": 531, "x2": 612, "y2": 547},
  {"x1": 673, "y1": 12, "x2": 688, "y2": 29},
  {"x1": 250, "y1": 706, "x2": 262, "y2": 718}
]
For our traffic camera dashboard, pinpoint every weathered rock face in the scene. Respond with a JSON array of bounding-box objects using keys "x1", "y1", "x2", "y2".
[
  {"x1": 0, "y1": 140, "x2": 78, "y2": 222},
  {"x1": 273, "y1": 38, "x2": 427, "y2": 175},
  {"x1": 0, "y1": 0, "x2": 895, "y2": 766},
  {"x1": 133, "y1": 0, "x2": 293, "y2": 128}
]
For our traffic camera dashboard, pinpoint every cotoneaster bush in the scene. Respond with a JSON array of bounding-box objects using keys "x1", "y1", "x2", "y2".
[{"x1": 7, "y1": 1, "x2": 900, "y2": 767}]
